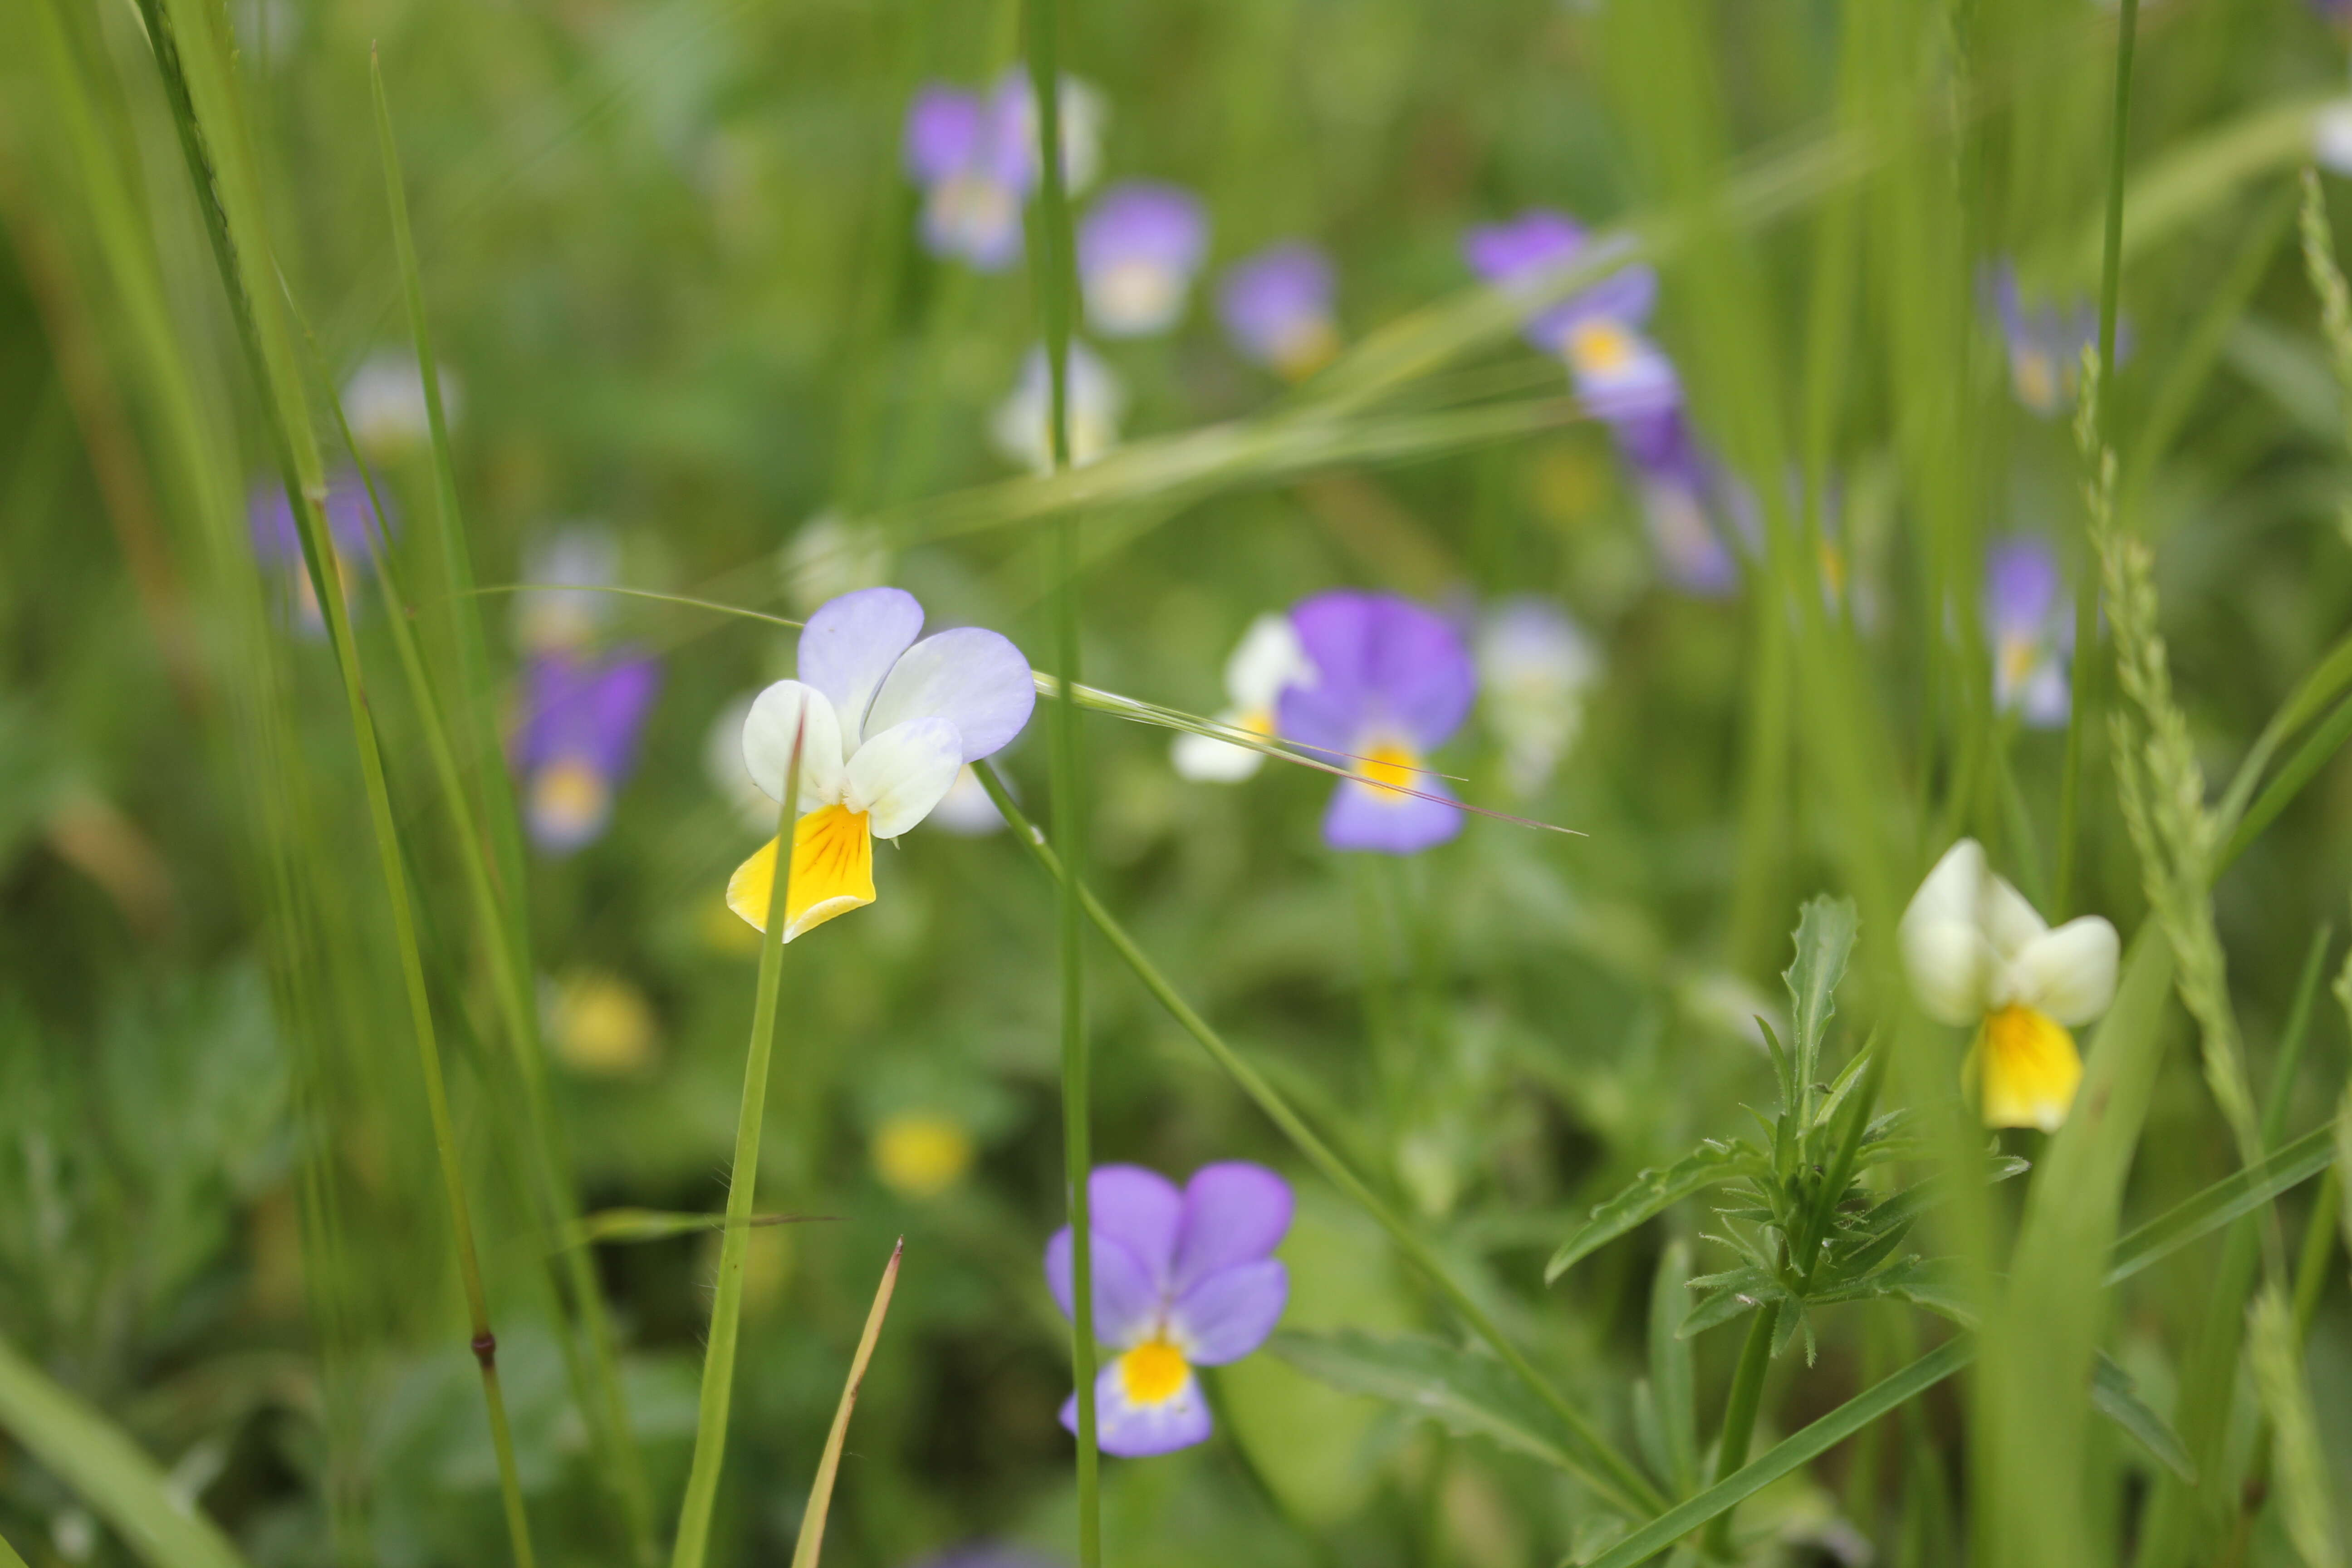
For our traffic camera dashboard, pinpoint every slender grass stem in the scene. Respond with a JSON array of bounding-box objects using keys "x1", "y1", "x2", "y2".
[
  {"x1": 970, "y1": 764, "x2": 1669, "y2": 1520},
  {"x1": 1021, "y1": 1, "x2": 1100, "y2": 1560},
  {"x1": 1699, "y1": 1301, "x2": 1781, "y2": 1556},
  {"x1": 788, "y1": 1240, "x2": 904, "y2": 1568},
  {"x1": 672, "y1": 732, "x2": 804, "y2": 1568}
]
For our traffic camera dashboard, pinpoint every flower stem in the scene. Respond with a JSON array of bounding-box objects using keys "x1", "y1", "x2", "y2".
[
  {"x1": 971, "y1": 763, "x2": 1669, "y2": 1521},
  {"x1": 1700, "y1": 1301, "x2": 1782, "y2": 1556},
  {"x1": 671, "y1": 732, "x2": 804, "y2": 1568}
]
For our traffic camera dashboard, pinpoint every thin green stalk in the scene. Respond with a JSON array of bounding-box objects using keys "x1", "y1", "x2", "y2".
[
  {"x1": 1021, "y1": 0, "x2": 1100, "y2": 1561},
  {"x1": 126, "y1": 5, "x2": 538, "y2": 1561},
  {"x1": 969, "y1": 763, "x2": 1668, "y2": 1520},
  {"x1": 1699, "y1": 1302, "x2": 1782, "y2": 1556},
  {"x1": 671, "y1": 735, "x2": 804, "y2": 1568}
]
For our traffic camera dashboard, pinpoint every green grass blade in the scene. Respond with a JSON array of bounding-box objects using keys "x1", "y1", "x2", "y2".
[
  {"x1": 2104, "y1": 1123, "x2": 2334, "y2": 1287},
  {"x1": 788, "y1": 1240, "x2": 904, "y2": 1568}
]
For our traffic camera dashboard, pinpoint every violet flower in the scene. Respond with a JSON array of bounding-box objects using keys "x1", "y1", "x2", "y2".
[
  {"x1": 1276, "y1": 591, "x2": 1476, "y2": 854},
  {"x1": 247, "y1": 469, "x2": 395, "y2": 635},
  {"x1": 1619, "y1": 410, "x2": 1744, "y2": 598},
  {"x1": 992, "y1": 69, "x2": 1107, "y2": 196},
  {"x1": 513, "y1": 524, "x2": 619, "y2": 656},
  {"x1": 1078, "y1": 181, "x2": 1209, "y2": 338},
  {"x1": 1463, "y1": 209, "x2": 1678, "y2": 420},
  {"x1": 1218, "y1": 242, "x2": 1338, "y2": 380},
  {"x1": 991, "y1": 343, "x2": 1125, "y2": 473},
  {"x1": 1046, "y1": 1162, "x2": 1291, "y2": 1457},
  {"x1": 516, "y1": 648, "x2": 661, "y2": 853},
  {"x1": 1982, "y1": 262, "x2": 2105, "y2": 419},
  {"x1": 343, "y1": 349, "x2": 457, "y2": 460},
  {"x1": 903, "y1": 84, "x2": 1032, "y2": 271},
  {"x1": 1985, "y1": 537, "x2": 2071, "y2": 728}
]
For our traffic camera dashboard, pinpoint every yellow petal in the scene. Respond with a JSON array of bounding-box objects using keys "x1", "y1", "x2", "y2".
[
  {"x1": 1969, "y1": 1004, "x2": 2082, "y2": 1132},
  {"x1": 725, "y1": 803, "x2": 876, "y2": 942}
]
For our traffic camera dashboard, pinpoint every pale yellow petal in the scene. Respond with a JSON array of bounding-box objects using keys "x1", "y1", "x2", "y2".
[{"x1": 725, "y1": 804, "x2": 877, "y2": 942}]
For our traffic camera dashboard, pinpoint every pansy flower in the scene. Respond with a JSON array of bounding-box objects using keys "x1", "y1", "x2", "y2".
[
  {"x1": 1981, "y1": 262, "x2": 2105, "y2": 419},
  {"x1": 1463, "y1": 210, "x2": 1678, "y2": 420},
  {"x1": 1276, "y1": 591, "x2": 1476, "y2": 854},
  {"x1": 512, "y1": 524, "x2": 618, "y2": 656},
  {"x1": 1985, "y1": 537, "x2": 2072, "y2": 728},
  {"x1": 903, "y1": 83, "x2": 1034, "y2": 271},
  {"x1": 1619, "y1": 411, "x2": 1744, "y2": 597},
  {"x1": 926, "y1": 765, "x2": 1007, "y2": 835},
  {"x1": 1078, "y1": 181, "x2": 1210, "y2": 338},
  {"x1": 1170, "y1": 613, "x2": 1310, "y2": 784},
  {"x1": 546, "y1": 969, "x2": 659, "y2": 1076},
  {"x1": 1476, "y1": 597, "x2": 1600, "y2": 798},
  {"x1": 910, "y1": 1548, "x2": 1063, "y2": 1568},
  {"x1": 991, "y1": 343, "x2": 1126, "y2": 474},
  {"x1": 516, "y1": 648, "x2": 662, "y2": 853},
  {"x1": 1218, "y1": 243, "x2": 1339, "y2": 380},
  {"x1": 1046, "y1": 1162, "x2": 1291, "y2": 1457},
  {"x1": 726, "y1": 587, "x2": 1036, "y2": 941},
  {"x1": 248, "y1": 469, "x2": 396, "y2": 634},
  {"x1": 780, "y1": 512, "x2": 892, "y2": 617},
  {"x1": 993, "y1": 68, "x2": 1108, "y2": 196},
  {"x1": 342, "y1": 348, "x2": 458, "y2": 461},
  {"x1": 2317, "y1": 99, "x2": 2352, "y2": 176},
  {"x1": 1899, "y1": 838, "x2": 2119, "y2": 1131}
]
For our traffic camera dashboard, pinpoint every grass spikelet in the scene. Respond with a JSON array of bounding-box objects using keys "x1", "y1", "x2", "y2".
[{"x1": 2245, "y1": 1285, "x2": 2341, "y2": 1568}]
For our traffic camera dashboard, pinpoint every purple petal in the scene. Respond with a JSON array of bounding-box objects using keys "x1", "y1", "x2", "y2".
[
  {"x1": 248, "y1": 483, "x2": 301, "y2": 562},
  {"x1": 1078, "y1": 182, "x2": 1209, "y2": 273},
  {"x1": 1168, "y1": 1259, "x2": 1287, "y2": 1365},
  {"x1": 797, "y1": 587, "x2": 925, "y2": 742},
  {"x1": 1171, "y1": 1161, "x2": 1291, "y2": 1292},
  {"x1": 320, "y1": 469, "x2": 395, "y2": 558},
  {"x1": 862, "y1": 626, "x2": 1038, "y2": 761},
  {"x1": 1984, "y1": 538, "x2": 2062, "y2": 635},
  {"x1": 1461, "y1": 210, "x2": 1585, "y2": 283},
  {"x1": 1282, "y1": 591, "x2": 1476, "y2": 752},
  {"x1": 1061, "y1": 1359, "x2": 1212, "y2": 1457},
  {"x1": 905, "y1": 86, "x2": 987, "y2": 182},
  {"x1": 1218, "y1": 243, "x2": 1335, "y2": 366},
  {"x1": 1322, "y1": 775, "x2": 1465, "y2": 854},
  {"x1": 517, "y1": 649, "x2": 662, "y2": 779},
  {"x1": 1043, "y1": 1227, "x2": 1167, "y2": 1349}
]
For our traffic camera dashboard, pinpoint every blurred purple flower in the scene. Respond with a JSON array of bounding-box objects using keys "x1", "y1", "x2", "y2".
[
  {"x1": 1981, "y1": 261, "x2": 2115, "y2": 419},
  {"x1": 1985, "y1": 537, "x2": 2071, "y2": 728},
  {"x1": 1218, "y1": 242, "x2": 1338, "y2": 379},
  {"x1": 1276, "y1": 591, "x2": 1476, "y2": 853},
  {"x1": 1463, "y1": 209, "x2": 1677, "y2": 419},
  {"x1": 1078, "y1": 181, "x2": 1209, "y2": 337},
  {"x1": 908, "y1": 1548, "x2": 1064, "y2": 1568},
  {"x1": 991, "y1": 69, "x2": 1107, "y2": 196},
  {"x1": 247, "y1": 469, "x2": 396, "y2": 634},
  {"x1": 1618, "y1": 410, "x2": 1744, "y2": 597},
  {"x1": 1046, "y1": 1162, "x2": 1291, "y2": 1457},
  {"x1": 516, "y1": 648, "x2": 662, "y2": 853},
  {"x1": 903, "y1": 84, "x2": 1031, "y2": 270}
]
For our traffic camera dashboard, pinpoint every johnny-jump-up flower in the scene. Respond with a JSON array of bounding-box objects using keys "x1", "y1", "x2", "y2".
[
  {"x1": 1899, "y1": 839, "x2": 2119, "y2": 1131},
  {"x1": 516, "y1": 648, "x2": 662, "y2": 853},
  {"x1": 992, "y1": 343, "x2": 1126, "y2": 473},
  {"x1": 1046, "y1": 1162, "x2": 1291, "y2": 1457},
  {"x1": 994, "y1": 68, "x2": 1107, "y2": 196},
  {"x1": 1277, "y1": 591, "x2": 1476, "y2": 854},
  {"x1": 1463, "y1": 210, "x2": 1679, "y2": 420},
  {"x1": 1170, "y1": 613, "x2": 1310, "y2": 784},
  {"x1": 1985, "y1": 537, "x2": 2072, "y2": 728},
  {"x1": 1218, "y1": 243, "x2": 1339, "y2": 380},
  {"x1": 248, "y1": 469, "x2": 396, "y2": 634},
  {"x1": 1477, "y1": 597, "x2": 1600, "y2": 798},
  {"x1": 343, "y1": 348, "x2": 458, "y2": 460},
  {"x1": 1078, "y1": 181, "x2": 1209, "y2": 338},
  {"x1": 1982, "y1": 262, "x2": 2102, "y2": 419},
  {"x1": 726, "y1": 587, "x2": 1036, "y2": 941},
  {"x1": 1620, "y1": 411, "x2": 1744, "y2": 597},
  {"x1": 903, "y1": 83, "x2": 1034, "y2": 270},
  {"x1": 513, "y1": 525, "x2": 619, "y2": 656}
]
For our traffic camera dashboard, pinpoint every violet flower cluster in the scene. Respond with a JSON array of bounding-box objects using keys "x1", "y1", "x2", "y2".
[
  {"x1": 1217, "y1": 241, "x2": 1340, "y2": 380},
  {"x1": 247, "y1": 469, "x2": 396, "y2": 636},
  {"x1": 902, "y1": 72, "x2": 1104, "y2": 272},
  {"x1": 1984, "y1": 536, "x2": 2072, "y2": 729},
  {"x1": 1981, "y1": 261, "x2": 2111, "y2": 420},
  {"x1": 510, "y1": 527, "x2": 663, "y2": 855}
]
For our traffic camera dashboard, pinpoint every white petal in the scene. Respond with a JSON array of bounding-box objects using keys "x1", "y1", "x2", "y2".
[
  {"x1": 1903, "y1": 839, "x2": 1987, "y2": 932},
  {"x1": 2004, "y1": 916, "x2": 2120, "y2": 1026},
  {"x1": 844, "y1": 718, "x2": 964, "y2": 838},
  {"x1": 741, "y1": 681, "x2": 845, "y2": 809},
  {"x1": 863, "y1": 627, "x2": 1038, "y2": 761},
  {"x1": 1980, "y1": 867, "x2": 2048, "y2": 960},
  {"x1": 1172, "y1": 721, "x2": 1266, "y2": 783},
  {"x1": 1224, "y1": 614, "x2": 1308, "y2": 710},
  {"x1": 1901, "y1": 916, "x2": 2000, "y2": 1026},
  {"x1": 797, "y1": 587, "x2": 925, "y2": 744}
]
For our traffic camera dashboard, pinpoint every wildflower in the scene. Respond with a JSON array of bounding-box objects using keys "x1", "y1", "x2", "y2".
[
  {"x1": 726, "y1": 587, "x2": 1036, "y2": 941},
  {"x1": 1218, "y1": 242, "x2": 1339, "y2": 379},
  {"x1": 927, "y1": 765, "x2": 1007, "y2": 835},
  {"x1": 1618, "y1": 411, "x2": 1743, "y2": 597},
  {"x1": 872, "y1": 1111, "x2": 976, "y2": 1199},
  {"x1": 247, "y1": 469, "x2": 395, "y2": 634},
  {"x1": 1985, "y1": 537, "x2": 2072, "y2": 728},
  {"x1": 342, "y1": 348, "x2": 458, "y2": 459},
  {"x1": 515, "y1": 648, "x2": 661, "y2": 853},
  {"x1": 1045, "y1": 1162, "x2": 1291, "y2": 1456},
  {"x1": 1981, "y1": 262, "x2": 2103, "y2": 418},
  {"x1": 546, "y1": 969, "x2": 660, "y2": 1075},
  {"x1": 1170, "y1": 613, "x2": 1310, "y2": 783},
  {"x1": 991, "y1": 343, "x2": 1126, "y2": 473},
  {"x1": 2318, "y1": 101, "x2": 2352, "y2": 175},
  {"x1": 1463, "y1": 209, "x2": 1678, "y2": 420},
  {"x1": 706, "y1": 691, "x2": 774, "y2": 831},
  {"x1": 513, "y1": 524, "x2": 618, "y2": 656},
  {"x1": 1078, "y1": 181, "x2": 1209, "y2": 338},
  {"x1": 1898, "y1": 838, "x2": 2119, "y2": 1131},
  {"x1": 993, "y1": 68, "x2": 1108, "y2": 196},
  {"x1": 910, "y1": 1548, "x2": 1063, "y2": 1568},
  {"x1": 780, "y1": 512, "x2": 892, "y2": 617},
  {"x1": 1476, "y1": 598, "x2": 1600, "y2": 797},
  {"x1": 1276, "y1": 590, "x2": 1476, "y2": 854},
  {"x1": 903, "y1": 84, "x2": 1033, "y2": 270}
]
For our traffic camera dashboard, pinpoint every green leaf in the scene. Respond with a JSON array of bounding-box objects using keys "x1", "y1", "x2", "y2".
[
  {"x1": 1269, "y1": 1331, "x2": 1593, "y2": 1476},
  {"x1": 2090, "y1": 1353, "x2": 2197, "y2": 1484},
  {"x1": 1783, "y1": 895, "x2": 1858, "y2": 1100},
  {"x1": 2104, "y1": 1121, "x2": 2335, "y2": 1286},
  {"x1": 1646, "y1": 1240, "x2": 1698, "y2": 1496},
  {"x1": 1678, "y1": 1270, "x2": 1782, "y2": 1340},
  {"x1": 1546, "y1": 1141, "x2": 1768, "y2": 1283}
]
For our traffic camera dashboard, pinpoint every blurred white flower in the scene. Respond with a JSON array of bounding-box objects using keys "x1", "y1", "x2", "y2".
[
  {"x1": 1171, "y1": 613, "x2": 1310, "y2": 783},
  {"x1": 779, "y1": 512, "x2": 892, "y2": 617},
  {"x1": 706, "y1": 691, "x2": 773, "y2": 830},
  {"x1": 2317, "y1": 101, "x2": 2352, "y2": 175},
  {"x1": 927, "y1": 764, "x2": 1006, "y2": 835},
  {"x1": 513, "y1": 524, "x2": 619, "y2": 655},
  {"x1": 342, "y1": 349, "x2": 459, "y2": 459},
  {"x1": 1476, "y1": 597, "x2": 1599, "y2": 797},
  {"x1": 991, "y1": 343, "x2": 1125, "y2": 474}
]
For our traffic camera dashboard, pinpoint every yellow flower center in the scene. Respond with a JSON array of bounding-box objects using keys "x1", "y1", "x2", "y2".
[
  {"x1": 530, "y1": 757, "x2": 612, "y2": 843},
  {"x1": 1357, "y1": 739, "x2": 1425, "y2": 801},
  {"x1": 1567, "y1": 318, "x2": 1637, "y2": 377},
  {"x1": 1117, "y1": 1339, "x2": 1190, "y2": 1406},
  {"x1": 872, "y1": 1113, "x2": 975, "y2": 1199},
  {"x1": 1998, "y1": 632, "x2": 2043, "y2": 692},
  {"x1": 2011, "y1": 348, "x2": 2060, "y2": 414},
  {"x1": 1237, "y1": 707, "x2": 1277, "y2": 741},
  {"x1": 726, "y1": 802, "x2": 876, "y2": 942},
  {"x1": 1272, "y1": 318, "x2": 1340, "y2": 382},
  {"x1": 1971, "y1": 1004, "x2": 2083, "y2": 1131}
]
